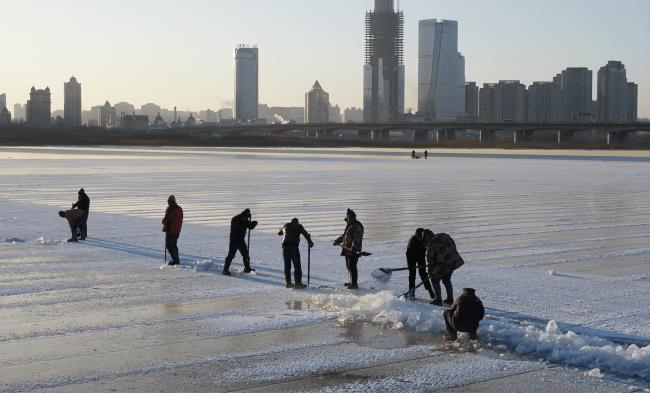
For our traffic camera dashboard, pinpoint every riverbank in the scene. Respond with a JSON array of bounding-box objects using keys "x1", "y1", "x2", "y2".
[{"x1": 1, "y1": 125, "x2": 649, "y2": 150}]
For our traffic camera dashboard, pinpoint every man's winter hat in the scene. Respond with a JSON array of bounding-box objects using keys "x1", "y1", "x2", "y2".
[
  {"x1": 168, "y1": 195, "x2": 176, "y2": 201},
  {"x1": 346, "y1": 208, "x2": 356, "y2": 217},
  {"x1": 241, "y1": 208, "x2": 251, "y2": 217},
  {"x1": 422, "y1": 229, "x2": 435, "y2": 242},
  {"x1": 58, "y1": 211, "x2": 65, "y2": 217},
  {"x1": 291, "y1": 218, "x2": 299, "y2": 223},
  {"x1": 78, "y1": 188, "x2": 85, "y2": 194},
  {"x1": 415, "y1": 228, "x2": 424, "y2": 236}
]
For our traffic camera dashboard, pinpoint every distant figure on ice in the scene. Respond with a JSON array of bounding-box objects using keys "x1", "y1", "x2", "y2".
[
  {"x1": 422, "y1": 230, "x2": 464, "y2": 306},
  {"x1": 72, "y1": 188, "x2": 90, "y2": 239},
  {"x1": 277, "y1": 218, "x2": 314, "y2": 289},
  {"x1": 443, "y1": 288, "x2": 484, "y2": 341},
  {"x1": 406, "y1": 228, "x2": 435, "y2": 300},
  {"x1": 223, "y1": 209, "x2": 258, "y2": 275},
  {"x1": 424, "y1": 150, "x2": 428, "y2": 159},
  {"x1": 333, "y1": 209, "x2": 364, "y2": 290},
  {"x1": 162, "y1": 195, "x2": 183, "y2": 266},
  {"x1": 411, "y1": 150, "x2": 415, "y2": 159},
  {"x1": 58, "y1": 208, "x2": 87, "y2": 242}
]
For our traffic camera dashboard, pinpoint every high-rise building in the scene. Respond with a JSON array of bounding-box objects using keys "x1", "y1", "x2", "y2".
[
  {"x1": 0, "y1": 93, "x2": 6, "y2": 111},
  {"x1": 465, "y1": 82, "x2": 479, "y2": 117},
  {"x1": 329, "y1": 104, "x2": 342, "y2": 123},
  {"x1": 140, "y1": 103, "x2": 161, "y2": 124},
  {"x1": 528, "y1": 81, "x2": 558, "y2": 122},
  {"x1": 0, "y1": 107, "x2": 10, "y2": 125},
  {"x1": 114, "y1": 102, "x2": 135, "y2": 117},
  {"x1": 234, "y1": 45, "x2": 259, "y2": 120},
  {"x1": 63, "y1": 76, "x2": 82, "y2": 125},
  {"x1": 26, "y1": 86, "x2": 51, "y2": 126},
  {"x1": 627, "y1": 82, "x2": 638, "y2": 122},
  {"x1": 13, "y1": 103, "x2": 24, "y2": 122},
  {"x1": 560, "y1": 67, "x2": 592, "y2": 121},
  {"x1": 218, "y1": 108, "x2": 233, "y2": 120},
  {"x1": 596, "y1": 61, "x2": 629, "y2": 122},
  {"x1": 479, "y1": 81, "x2": 526, "y2": 122},
  {"x1": 363, "y1": 0, "x2": 404, "y2": 122},
  {"x1": 418, "y1": 19, "x2": 465, "y2": 120},
  {"x1": 344, "y1": 107, "x2": 364, "y2": 123},
  {"x1": 305, "y1": 80, "x2": 330, "y2": 123},
  {"x1": 99, "y1": 101, "x2": 117, "y2": 128}
]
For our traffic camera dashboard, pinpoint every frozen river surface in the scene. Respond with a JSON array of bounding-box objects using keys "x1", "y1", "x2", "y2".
[{"x1": 0, "y1": 146, "x2": 649, "y2": 392}]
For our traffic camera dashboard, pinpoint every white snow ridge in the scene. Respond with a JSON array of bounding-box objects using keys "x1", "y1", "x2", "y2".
[{"x1": 309, "y1": 291, "x2": 650, "y2": 379}]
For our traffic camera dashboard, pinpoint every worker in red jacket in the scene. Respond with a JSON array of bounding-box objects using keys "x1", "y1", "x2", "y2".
[{"x1": 162, "y1": 195, "x2": 183, "y2": 265}]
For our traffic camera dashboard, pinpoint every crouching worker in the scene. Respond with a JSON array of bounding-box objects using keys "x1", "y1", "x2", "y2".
[
  {"x1": 162, "y1": 195, "x2": 183, "y2": 266},
  {"x1": 443, "y1": 288, "x2": 484, "y2": 341},
  {"x1": 278, "y1": 218, "x2": 314, "y2": 289},
  {"x1": 58, "y1": 209, "x2": 87, "y2": 242}
]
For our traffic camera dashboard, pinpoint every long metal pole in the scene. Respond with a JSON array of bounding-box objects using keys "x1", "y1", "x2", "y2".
[
  {"x1": 307, "y1": 242, "x2": 311, "y2": 286},
  {"x1": 247, "y1": 214, "x2": 251, "y2": 258},
  {"x1": 164, "y1": 235, "x2": 167, "y2": 264}
]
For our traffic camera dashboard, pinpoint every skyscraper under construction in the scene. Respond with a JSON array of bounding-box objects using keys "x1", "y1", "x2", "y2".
[{"x1": 363, "y1": 0, "x2": 404, "y2": 122}]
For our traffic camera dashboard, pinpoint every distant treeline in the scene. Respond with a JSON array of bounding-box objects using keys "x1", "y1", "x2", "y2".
[{"x1": 0, "y1": 124, "x2": 648, "y2": 150}]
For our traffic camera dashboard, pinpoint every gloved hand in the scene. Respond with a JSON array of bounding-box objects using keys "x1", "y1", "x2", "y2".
[
  {"x1": 250, "y1": 220, "x2": 258, "y2": 229},
  {"x1": 309, "y1": 241, "x2": 314, "y2": 248}
]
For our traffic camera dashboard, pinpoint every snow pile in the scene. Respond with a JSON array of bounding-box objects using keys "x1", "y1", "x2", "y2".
[
  {"x1": 308, "y1": 291, "x2": 650, "y2": 379},
  {"x1": 190, "y1": 259, "x2": 222, "y2": 272},
  {"x1": 588, "y1": 368, "x2": 604, "y2": 378},
  {"x1": 490, "y1": 319, "x2": 650, "y2": 379},
  {"x1": 308, "y1": 291, "x2": 446, "y2": 332}
]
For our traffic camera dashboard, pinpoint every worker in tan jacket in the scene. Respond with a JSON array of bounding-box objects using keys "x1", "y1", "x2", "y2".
[{"x1": 58, "y1": 209, "x2": 87, "y2": 242}]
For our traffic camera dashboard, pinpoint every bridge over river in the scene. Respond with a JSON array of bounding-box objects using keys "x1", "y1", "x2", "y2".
[{"x1": 176, "y1": 121, "x2": 650, "y2": 144}]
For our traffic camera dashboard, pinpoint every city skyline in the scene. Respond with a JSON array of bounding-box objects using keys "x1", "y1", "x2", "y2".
[{"x1": 0, "y1": 0, "x2": 648, "y2": 118}]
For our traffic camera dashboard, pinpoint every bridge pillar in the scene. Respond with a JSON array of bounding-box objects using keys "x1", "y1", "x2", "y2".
[
  {"x1": 316, "y1": 130, "x2": 333, "y2": 139},
  {"x1": 557, "y1": 131, "x2": 574, "y2": 143},
  {"x1": 436, "y1": 130, "x2": 450, "y2": 141},
  {"x1": 413, "y1": 130, "x2": 428, "y2": 142},
  {"x1": 479, "y1": 130, "x2": 495, "y2": 142},
  {"x1": 372, "y1": 130, "x2": 389, "y2": 140},
  {"x1": 607, "y1": 132, "x2": 628, "y2": 144},
  {"x1": 514, "y1": 130, "x2": 534, "y2": 143},
  {"x1": 357, "y1": 130, "x2": 371, "y2": 139}
]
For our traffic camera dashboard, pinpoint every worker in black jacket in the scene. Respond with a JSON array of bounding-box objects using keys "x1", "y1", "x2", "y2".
[
  {"x1": 223, "y1": 209, "x2": 258, "y2": 275},
  {"x1": 278, "y1": 218, "x2": 314, "y2": 289},
  {"x1": 72, "y1": 188, "x2": 90, "y2": 239},
  {"x1": 406, "y1": 228, "x2": 435, "y2": 300},
  {"x1": 443, "y1": 288, "x2": 485, "y2": 341}
]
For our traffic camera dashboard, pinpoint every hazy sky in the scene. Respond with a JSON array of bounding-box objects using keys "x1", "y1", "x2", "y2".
[{"x1": 1, "y1": 0, "x2": 648, "y2": 117}]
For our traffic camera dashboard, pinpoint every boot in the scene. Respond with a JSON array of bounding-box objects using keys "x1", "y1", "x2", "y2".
[
  {"x1": 284, "y1": 271, "x2": 294, "y2": 288},
  {"x1": 444, "y1": 332, "x2": 458, "y2": 341},
  {"x1": 169, "y1": 249, "x2": 180, "y2": 265},
  {"x1": 428, "y1": 289, "x2": 436, "y2": 299},
  {"x1": 67, "y1": 230, "x2": 78, "y2": 242},
  {"x1": 80, "y1": 225, "x2": 87, "y2": 240},
  {"x1": 429, "y1": 298, "x2": 442, "y2": 306},
  {"x1": 293, "y1": 271, "x2": 307, "y2": 290},
  {"x1": 347, "y1": 270, "x2": 358, "y2": 290},
  {"x1": 443, "y1": 298, "x2": 453, "y2": 306},
  {"x1": 222, "y1": 261, "x2": 232, "y2": 276},
  {"x1": 469, "y1": 331, "x2": 479, "y2": 340},
  {"x1": 243, "y1": 258, "x2": 255, "y2": 273},
  {"x1": 344, "y1": 282, "x2": 351, "y2": 287}
]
